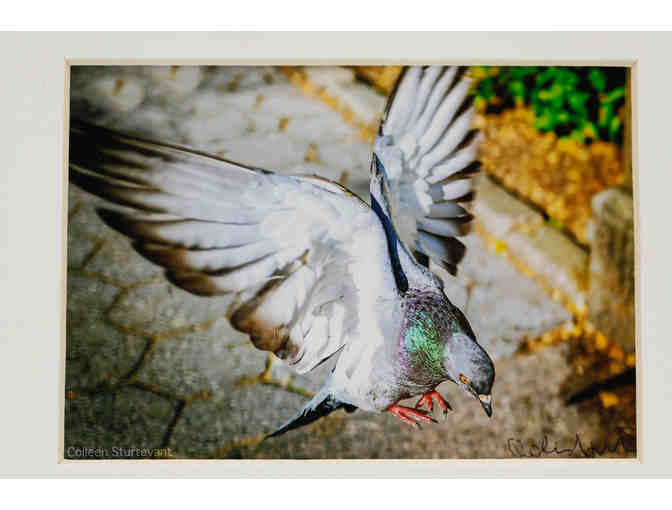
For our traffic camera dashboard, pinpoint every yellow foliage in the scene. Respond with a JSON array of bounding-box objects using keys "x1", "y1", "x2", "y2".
[
  {"x1": 599, "y1": 391, "x2": 620, "y2": 408},
  {"x1": 595, "y1": 331, "x2": 609, "y2": 351}
]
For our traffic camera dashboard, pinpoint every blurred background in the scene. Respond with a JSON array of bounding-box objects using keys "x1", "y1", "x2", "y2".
[{"x1": 65, "y1": 65, "x2": 635, "y2": 459}]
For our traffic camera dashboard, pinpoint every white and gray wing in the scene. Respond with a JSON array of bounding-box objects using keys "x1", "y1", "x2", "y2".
[
  {"x1": 374, "y1": 66, "x2": 481, "y2": 275},
  {"x1": 69, "y1": 122, "x2": 394, "y2": 374}
]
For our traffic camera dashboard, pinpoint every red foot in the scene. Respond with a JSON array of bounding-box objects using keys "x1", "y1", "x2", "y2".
[
  {"x1": 387, "y1": 404, "x2": 436, "y2": 428},
  {"x1": 416, "y1": 391, "x2": 452, "y2": 417}
]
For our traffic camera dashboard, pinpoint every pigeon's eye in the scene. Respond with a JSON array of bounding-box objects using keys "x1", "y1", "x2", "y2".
[{"x1": 460, "y1": 375, "x2": 470, "y2": 385}]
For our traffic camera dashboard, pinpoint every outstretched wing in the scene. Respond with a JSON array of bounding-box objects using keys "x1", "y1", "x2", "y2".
[
  {"x1": 69, "y1": 122, "x2": 395, "y2": 374},
  {"x1": 374, "y1": 66, "x2": 481, "y2": 275}
]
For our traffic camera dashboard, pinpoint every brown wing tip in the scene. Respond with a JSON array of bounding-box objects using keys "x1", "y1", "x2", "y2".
[{"x1": 165, "y1": 270, "x2": 228, "y2": 297}]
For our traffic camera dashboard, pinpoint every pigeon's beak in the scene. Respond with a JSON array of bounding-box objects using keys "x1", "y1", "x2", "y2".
[{"x1": 478, "y1": 394, "x2": 493, "y2": 418}]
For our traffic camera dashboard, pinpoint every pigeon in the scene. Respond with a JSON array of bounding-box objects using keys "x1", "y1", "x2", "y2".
[{"x1": 68, "y1": 65, "x2": 495, "y2": 438}]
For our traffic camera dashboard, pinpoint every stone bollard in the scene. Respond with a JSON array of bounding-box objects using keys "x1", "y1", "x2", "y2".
[{"x1": 587, "y1": 188, "x2": 635, "y2": 352}]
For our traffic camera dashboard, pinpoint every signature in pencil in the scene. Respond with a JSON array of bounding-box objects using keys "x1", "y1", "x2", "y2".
[{"x1": 506, "y1": 427, "x2": 636, "y2": 458}]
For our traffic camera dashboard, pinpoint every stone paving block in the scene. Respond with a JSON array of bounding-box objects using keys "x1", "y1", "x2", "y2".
[
  {"x1": 107, "y1": 280, "x2": 234, "y2": 337},
  {"x1": 143, "y1": 66, "x2": 203, "y2": 100},
  {"x1": 136, "y1": 320, "x2": 260, "y2": 397},
  {"x1": 317, "y1": 138, "x2": 372, "y2": 178},
  {"x1": 170, "y1": 384, "x2": 309, "y2": 457},
  {"x1": 67, "y1": 228, "x2": 97, "y2": 269},
  {"x1": 202, "y1": 66, "x2": 284, "y2": 93},
  {"x1": 70, "y1": 67, "x2": 146, "y2": 116},
  {"x1": 67, "y1": 187, "x2": 112, "y2": 238},
  {"x1": 467, "y1": 279, "x2": 571, "y2": 360},
  {"x1": 444, "y1": 234, "x2": 512, "y2": 288},
  {"x1": 67, "y1": 204, "x2": 108, "y2": 244},
  {"x1": 255, "y1": 83, "x2": 333, "y2": 119},
  {"x1": 178, "y1": 112, "x2": 252, "y2": 151},
  {"x1": 66, "y1": 274, "x2": 147, "y2": 391},
  {"x1": 303, "y1": 67, "x2": 386, "y2": 125},
  {"x1": 437, "y1": 273, "x2": 469, "y2": 310},
  {"x1": 68, "y1": 185, "x2": 88, "y2": 216},
  {"x1": 281, "y1": 108, "x2": 358, "y2": 142},
  {"x1": 111, "y1": 104, "x2": 183, "y2": 142},
  {"x1": 214, "y1": 131, "x2": 311, "y2": 172},
  {"x1": 186, "y1": 87, "x2": 261, "y2": 118},
  {"x1": 64, "y1": 386, "x2": 178, "y2": 459},
  {"x1": 247, "y1": 110, "x2": 292, "y2": 137}
]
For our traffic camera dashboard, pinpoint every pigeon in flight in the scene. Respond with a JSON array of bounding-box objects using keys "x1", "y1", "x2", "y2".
[{"x1": 69, "y1": 66, "x2": 495, "y2": 438}]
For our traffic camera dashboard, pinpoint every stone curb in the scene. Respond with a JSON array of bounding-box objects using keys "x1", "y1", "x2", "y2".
[{"x1": 473, "y1": 174, "x2": 589, "y2": 318}]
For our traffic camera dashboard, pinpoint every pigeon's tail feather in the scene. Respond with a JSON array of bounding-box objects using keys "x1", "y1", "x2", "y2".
[{"x1": 265, "y1": 389, "x2": 354, "y2": 439}]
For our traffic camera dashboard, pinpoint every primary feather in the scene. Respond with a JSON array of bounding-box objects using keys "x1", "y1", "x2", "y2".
[{"x1": 375, "y1": 66, "x2": 481, "y2": 275}]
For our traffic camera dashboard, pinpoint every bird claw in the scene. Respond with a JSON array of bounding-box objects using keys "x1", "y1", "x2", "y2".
[
  {"x1": 416, "y1": 391, "x2": 452, "y2": 419},
  {"x1": 387, "y1": 404, "x2": 437, "y2": 428}
]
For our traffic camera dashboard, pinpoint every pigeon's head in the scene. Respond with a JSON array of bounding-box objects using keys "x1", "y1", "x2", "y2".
[{"x1": 441, "y1": 308, "x2": 495, "y2": 417}]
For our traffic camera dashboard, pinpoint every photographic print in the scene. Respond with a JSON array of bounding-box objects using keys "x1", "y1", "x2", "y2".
[{"x1": 64, "y1": 64, "x2": 635, "y2": 460}]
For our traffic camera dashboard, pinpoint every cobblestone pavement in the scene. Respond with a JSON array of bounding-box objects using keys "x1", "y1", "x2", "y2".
[{"x1": 65, "y1": 66, "x2": 633, "y2": 459}]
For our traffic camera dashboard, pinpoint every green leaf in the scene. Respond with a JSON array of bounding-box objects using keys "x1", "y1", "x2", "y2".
[
  {"x1": 537, "y1": 68, "x2": 555, "y2": 87},
  {"x1": 589, "y1": 69, "x2": 606, "y2": 92},
  {"x1": 582, "y1": 121, "x2": 597, "y2": 139},
  {"x1": 609, "y1": 116, "x2": 622, "y2": 139},
  {"x1": 598, "y1": 104, "x2": 613, "y2": 127},
  {"x1": 511, "y1": 66, "x2": 536, "y2": 80},
  {"x1": 568, "y1": 91, "x2": 588, "y2": 114},
  {"x1": 570, "y1": 130, "x2": 585, "y2": 143},
  {"x1": 508, "y1": 80, "x2": 526, "y2": 98},
  {"x1": 550, "y1": 82, "x2": 564, "y2": 98},
  {"x1": 565, "y1": 72, "x2": 579, "y2": 87},
  {"x1": 534, "y1": 108, "x2": 553, "y2": 130},
  {"x1": 604, "y1": 86, "x2": 625, "y2": 103},
  {"x1": 479, "y1": 78, "x2": 495, "y2": 100},
  {"x1": 551, "y1": 95, "x2": 565, "y2": 110}
]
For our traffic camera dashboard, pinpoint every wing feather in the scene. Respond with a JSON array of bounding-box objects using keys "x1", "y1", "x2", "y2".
[
  {"x1": 374, "y1": 66, "x2": 481, "y2": 274},
  {"x1": 134, "y1": 241, "x2": 281, "y2": 273},
  {"x1": 69, "y1": 122, "x2": 393, "y2": 374}
]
